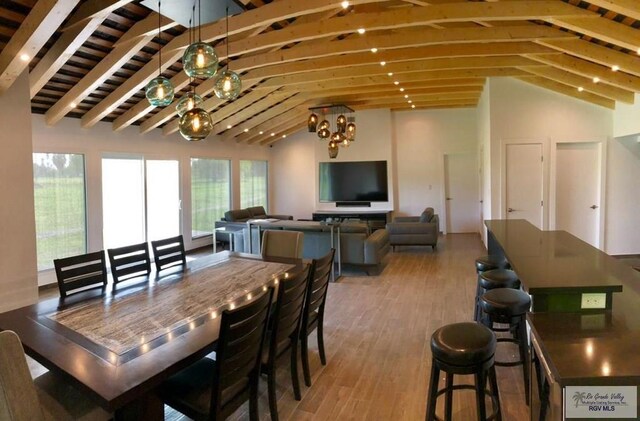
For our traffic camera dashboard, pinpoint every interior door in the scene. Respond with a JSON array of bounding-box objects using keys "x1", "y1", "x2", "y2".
[
  {"x1": 505, "y1": 143, "x2": 543, "y2": 228},
  {"x1": 444, "y1": 153, "x2": 479, "y2": 233},
  {"x1": 555, "y1": 142, "x2": 601, "y2": 247}
]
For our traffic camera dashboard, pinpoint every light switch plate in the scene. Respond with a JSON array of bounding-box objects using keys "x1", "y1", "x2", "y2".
[{"x1": 581, "y1": 293, "x2": 607, "y2": 309}]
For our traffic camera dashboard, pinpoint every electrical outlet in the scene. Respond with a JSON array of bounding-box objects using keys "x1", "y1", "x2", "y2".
[{"x1": 581, "y1": 293, "x2": 607, "y2": 309}]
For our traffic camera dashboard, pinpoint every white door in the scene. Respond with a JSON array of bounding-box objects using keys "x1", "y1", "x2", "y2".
[
  {"x1": 505, "y1": 143, "x2": 543, "y2": 228},
  {"x1": 444, "y1": 153, "x2": 479, "y2": 233},
  {"x1": 555, "y1": 142, "x2": 601, "y2": 247}
]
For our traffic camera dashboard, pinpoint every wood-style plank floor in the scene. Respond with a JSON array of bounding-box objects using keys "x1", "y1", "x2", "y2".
[{"x1": 37, "y1": 234, "x2": 530, "y2": 420}]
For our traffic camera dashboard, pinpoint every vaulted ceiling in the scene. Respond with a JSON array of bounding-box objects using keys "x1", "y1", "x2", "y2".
[{"x1": 0, "y1": 0, "x2": 639, "y2": 145}]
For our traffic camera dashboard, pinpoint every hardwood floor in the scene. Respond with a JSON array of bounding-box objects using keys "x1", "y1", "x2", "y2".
[{"x1": 39, "y1": 234, "x2": 531, "y2": 420}]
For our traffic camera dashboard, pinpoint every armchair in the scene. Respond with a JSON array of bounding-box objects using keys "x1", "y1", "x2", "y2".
[{"x1": 386, "y1": 207, "x2": 440, "y2": 250}]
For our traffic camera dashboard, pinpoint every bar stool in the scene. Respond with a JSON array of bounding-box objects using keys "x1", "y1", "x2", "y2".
[
  {"x1": 473, "y1": 269, "x2": 520, "y2": 322},
  {"x1": 426, "y1": 322, "x2": 502, "y2": 421},
  {"x1": 475, "y1": 255, "x2": 510, "y2": 274},
  {"x1": 479, "y1": 288, "x2": 531, "y2": 405}
]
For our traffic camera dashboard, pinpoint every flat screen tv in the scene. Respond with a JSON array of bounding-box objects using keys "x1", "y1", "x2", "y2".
[{"x1": 319, "y1": 160, "x2": 389, "y2": 203}]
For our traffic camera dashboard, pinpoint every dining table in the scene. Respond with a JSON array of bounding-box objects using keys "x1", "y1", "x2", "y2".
[{"x1": 0, "y1": 251, "x2": 300, "y2": 420}]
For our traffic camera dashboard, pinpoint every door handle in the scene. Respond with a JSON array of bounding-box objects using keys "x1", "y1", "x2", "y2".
[
  {"x1": 590, "y1": 205, "x2": 598, "y2": 209},
  {"x1": 508, "y1": 208, "x2": 516, "y2": 213},
  {"x1": 446, "y1": 197, "x2": 452, "y2": 201}
]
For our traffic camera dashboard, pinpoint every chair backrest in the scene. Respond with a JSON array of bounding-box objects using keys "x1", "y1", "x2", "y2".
[
  {"x1": 302, "y1": 249, "x2": 335, "y2": 332},
  {"x1": 0, "y1": 331, "x2": 46, "y2": 421},
  {"x1": 267, "y1": 266, "x2": 310, "y2": 363},
  {"x1": 107, "y1": 242, "x2": 151, "y2": 284},
  {"x1": 53, "y1": 251, "x2": 107, "y2": 298},
  {"x1": 150, "y1": 235, "x2": 186, "y2": 272},
  {"x1": 211, "y1": 288, "x2": 274, "y2": 419},
  {"x1": 261, "y1": 230, "x2": 304, "y2": 259}
]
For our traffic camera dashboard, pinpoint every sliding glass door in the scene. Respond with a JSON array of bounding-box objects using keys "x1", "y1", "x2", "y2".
[{"x1": 102, "y1": 157, "x2": 180, "y2": 250}]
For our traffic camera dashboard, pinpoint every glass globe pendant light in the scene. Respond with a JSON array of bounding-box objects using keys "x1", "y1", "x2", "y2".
[
  {"x1": 183, "y1": 1, "x2": 218, "y2": 79},
  {"x1": 176, "y1": 89, "x2": 203, "y2": 117},
  {"x1": 317, "y1": 119, "x2": 330, "y2": 139},
  {"x1": 337, "y1": 114, "x2": 347, "y2": 133},
  {"x1": 179, "y1": 107, "x2": 213, "y2": 141},
  {"x1": 145, "y1": 0, "x2": 174, "y2": 107},
  {"x1": 308, "y1": 113, "x2": 318, "y2": 132},
  {"x1": 213, "y1": 8, "x2": 242, "y2": 100},
  {"x1": 346, "y1": 122, "x2": 356, "y2": 141},
  {"x1": 328, "y1": 139, "x2": 339, "y2": 159}
]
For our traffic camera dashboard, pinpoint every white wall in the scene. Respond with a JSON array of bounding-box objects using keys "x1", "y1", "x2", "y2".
[
  {"x1": 614, "y1": 93, "x2": 640, "y2": 138},
  {"x1": 31, "y1": 115, "x2": 272, "y2": 285},
  {"x1": 477, "y1": 84, "x2": 491, "y2": 245},
  {"x1": 0, "y1": 72, "x2": 38, "y2": 311}
]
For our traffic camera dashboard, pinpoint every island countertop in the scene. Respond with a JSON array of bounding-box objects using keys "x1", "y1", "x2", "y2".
[{"x1": 485, "y1": 219, "x2": 640, "y2": 386}]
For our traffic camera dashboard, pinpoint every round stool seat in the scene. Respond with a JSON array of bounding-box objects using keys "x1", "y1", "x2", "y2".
[
  {"x1": 479, "y1": 269, "x2": 521, "y2": 290},
  {"x1": 475, "y1": 255, "x2": 510, "y2": 273},
  {"x1": 431, "y1": 322, "x2": 496, "y2": 367},
  {"x1": 480, "y1": 288, "x2": 531, "y2": 317}
]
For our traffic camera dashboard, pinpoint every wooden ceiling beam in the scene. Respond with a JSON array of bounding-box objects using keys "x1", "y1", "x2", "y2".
[
  {"x1": 237, "y1": 107, "x2": 308, "y2": 144},
  {"x1": 260, "y1": 56, "x2": 541, "y2": 88},
  {"x1": 212, "y1": 90, "x2": 294, "y2": 134},
  {"x1": 516, "y1": 76, "x2": 615, "y2": 109},
  {"x1": 309, "y1": 85, "x2": 484, "y2": 101},
  {"x1": 162, "y1": 87, "x2": 282, "y2": 136},
  {"x1": 538, "y1": 38, "x2": 640, "y2": 78},
  {"x1": 232, "y1": 26, "x2": 572, "y2": 72},
  {"x1": 519, "y1": 65, "x2": 634, "y2": 103},
  {"x1": 220, "y1": 94, "x2": 310, "y2": 141},
  {"x1": 524, "y1": 53, "x2": 640, "y2": 92},
  {"x1": 311, "y1": 91, "x2": 483, "y2": 105},
  {"x1": 551, "y1": 16, "x2": 640, "y2": 52},
  {"x1": 85, "y1": 0, "x2": 388, "y2": 128},
  {"x1": 583, "y1": 0, "x2": 640, "y2": 21},
  {"x1": 29, "y1": 0, "x2": 134, "y2": 98},
  {"x1": 224, "y1": 3, "x2": 588, "y2": 58},
  {"x1": 45, "y1": 13, "x2": 177, "y2": 126},
  {"x1": 0, "y1": 0, "x2": 80, "y2": 94},
  {"x1": 260, "y1": 122, "x2": 308, "y2": 146}
]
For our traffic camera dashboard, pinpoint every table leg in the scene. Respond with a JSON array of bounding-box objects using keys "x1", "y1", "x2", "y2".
[
  {"x1": 213, "y1": 229, "x2": 217, "y2": 254},
  {"x1": 337, "y1": 226, "x2": 342, "y2": 276},
  {"x1": 114, "y1": 393, "x2": 164, "y2": 421},
  {"x1": 330, "y1": 227, "x2": 335, "y2": 283}
]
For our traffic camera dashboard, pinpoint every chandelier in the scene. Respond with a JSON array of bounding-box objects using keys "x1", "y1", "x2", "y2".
[{"x1": 308, "y1": 105, "x2": 356, "y2": 159}]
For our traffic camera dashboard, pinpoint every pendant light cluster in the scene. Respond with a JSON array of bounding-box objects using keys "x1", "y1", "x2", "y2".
[
  {"x1": 145, "y1": 0, "x2": 242, "y2": 142},
  {"x1": 308, "y1": 105, "x2": 356, "y2": 159}
]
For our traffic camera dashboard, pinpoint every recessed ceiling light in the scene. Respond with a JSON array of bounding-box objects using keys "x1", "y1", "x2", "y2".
[
  {"x1": 387, "y1": 72, "x2": 393, "y2": 76},
  {"x1": 404, "y1": 94, "x2": 409, "y2": 99},
  {"x1": 411, "y1": 105, "x2": 416, "y2": 109},
  {"x1": 380, "y1": 61, "x2": 386, "y2": 66},
  {"x1": 357, "y1": 28, "x2": 366, "y2": 35},
  {"x1": 612, "y1": 65, "x2": 620, "y2": 72},
  {"x1": 371, "y1": 48, "x2": 378, "y2": 53},
  {"x1": 271, "y1": 133, "x2": 275, "y2": 136},
  {"x1": 637, "y1": 48, "x2": 640, "y2": 55},
  {"x1": 394, "y1": 81, "x2": 399, "y2": 85},
  {"x1": 341, "y1": 0, "x2": 349, "y2": 9},
  {"x1": 244, "y1": 128, "x2": 249, "y2": 132},
  {"x1": 408, "y1": 100, "x2": 412, "y2": 103},
  {"x1": 282, "y1": 134, "x2": 287, "y2": 138},
  {"x1": 19, "y1": 53, "x2": 29, "y2": 62},
  {"x1": 259, "y1": 131, "x2": 264, "y2": 135},
  {"x1": 227, "y1": 124, "x2": 232, "y2": 129},
  {"x1": 400, "y1": 88, "x2": 405, "y2": 92},
  {"x1": 593, "y1": 77, "x2": 600, "y2": 83},
  {"x1": 70, "y1": 102, "x2": 77, "y2": 108},
  {"x1": 578, "y1": 86, "x2": 584, "y2": 92}
]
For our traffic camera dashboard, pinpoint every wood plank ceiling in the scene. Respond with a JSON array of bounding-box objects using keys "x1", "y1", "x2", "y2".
[{"x1": 0, "y1": 0, "x2": 638, "y2": 145}]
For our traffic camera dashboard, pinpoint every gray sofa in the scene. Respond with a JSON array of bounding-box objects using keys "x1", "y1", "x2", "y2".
[
  {"x1": 386, "y1": 207, "x2": 439, "y2": 250},
  {"x1": 223, "y1": 206, "x2": 293, "y2": 222},
  {"x1": 215, "y1": 206, "x2": 293, "y2": 249}
]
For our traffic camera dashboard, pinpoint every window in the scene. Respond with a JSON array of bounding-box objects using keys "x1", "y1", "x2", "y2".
[
  {"x1": 102, "y1": 157, "x2": 180, "y2": 250},
  {"x1": 240, "y1": 160, "x2": 268, "y2": 209},
  {"x1": 191, "y1": 158, "x2": 231, "y2": 238},
  {"x1": 32, "y1": 153, "x2": 87, "y2": 270}
]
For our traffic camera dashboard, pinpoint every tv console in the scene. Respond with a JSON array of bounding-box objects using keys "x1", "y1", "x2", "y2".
[{"x1": 312, "y1": 210, "x2": 392, "y2": 230}]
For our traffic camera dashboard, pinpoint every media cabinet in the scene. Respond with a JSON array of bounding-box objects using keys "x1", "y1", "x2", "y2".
[{"x1": 311, "y1": 210, "x2": 392, "y2": 230}]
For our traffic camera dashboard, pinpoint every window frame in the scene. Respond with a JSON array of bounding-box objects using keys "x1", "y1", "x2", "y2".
[
  {"x1": 239, "y1": 159, "x2": 269, "y2": 211},
  {"x1": 190, "y1": 156, "x2": 232, "y2": 240}
]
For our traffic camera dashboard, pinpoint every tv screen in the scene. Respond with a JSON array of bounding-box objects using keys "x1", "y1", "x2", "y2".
[{"x1": 319, "y1": 161, "x2": 389, "y2": 202}]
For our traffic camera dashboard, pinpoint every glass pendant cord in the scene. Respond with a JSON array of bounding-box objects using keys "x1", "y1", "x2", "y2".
[
  {"x1": 157, "y1": 0, "x2": 162, "y2": 75},
  {"x1": 225, "y1": 7, "x2": 230, "y2": 70}
]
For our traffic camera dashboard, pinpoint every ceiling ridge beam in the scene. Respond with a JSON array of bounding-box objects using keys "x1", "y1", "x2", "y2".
[
  {"x1": 45, "y1": 13, "x2": 176, "y2": 126},
  {"x1": 0, "y1": 0, "x2": 81, "y2": 94}
]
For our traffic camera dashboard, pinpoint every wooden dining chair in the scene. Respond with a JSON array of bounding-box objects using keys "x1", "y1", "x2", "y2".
[
  {"x1": 150, "y1": 234, "x2": 187, "y2": 272},
  {"x1": 261, "y1": 230, "x2": 304, "y2": 259},
  {"x1": 0, "y1": 330, "x2": 110, "y2": 421},
  {"x1": 157, "y1": 288, "x2": 274, "y2": 421},
  {"x1": 53, "y1": 251, "x2": 107, "y2": 298},
  {"x1": 262, "y1": 265, "x2": 310, "y2": 421},
  {"x1": 107, "y1": 242, "x2": 151, "y2": 284},
  {"x1": 300, "y1": 248, "x2": 335, "y2": 387}
]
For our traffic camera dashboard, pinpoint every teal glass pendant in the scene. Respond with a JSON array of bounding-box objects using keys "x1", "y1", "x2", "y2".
[
  {"x1": 145, "y1": 76, "x2": 174, "y2": 106},
  {"x1": 213, "y1": 69, "x2": 242, "y2": 100},
  {"x1": 179, "y1": 108, "x2": 213, "y2": 141},
  {"x1": 183, "y1": 42, "x2": 218, "y2": 79},
  {"x1": 176, "y1": 91, "x2": 203, "y2": 117}
]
